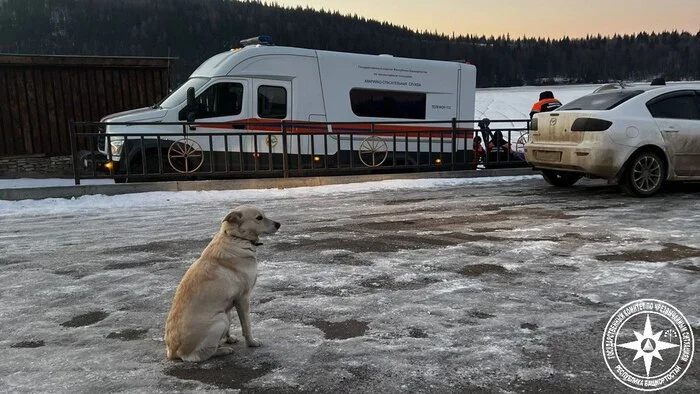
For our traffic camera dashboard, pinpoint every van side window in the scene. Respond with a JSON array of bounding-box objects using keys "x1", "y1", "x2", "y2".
[
  {"x1": 647, "y1": 94, "x2": 700, "y2": 120},
  {"x1": 350, "y1": 89, "x2": 426, "y2": 119},
  {"x1": 258, "y1": 86, "x2": 287, "y2": 119},
  {"x1": 179, "y1": 82, "x2": 243, "y2": 120}
]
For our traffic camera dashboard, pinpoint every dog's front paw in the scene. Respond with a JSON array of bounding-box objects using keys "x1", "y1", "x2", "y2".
[
  {"x1": 246, "y1": 338, "x2": 262, "y2": 347},
  {"x1": 226, "y1": 335, "x2": 239, "y2": 344}
]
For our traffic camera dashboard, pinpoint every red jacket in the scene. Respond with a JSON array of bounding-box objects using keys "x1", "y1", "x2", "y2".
[{"x1": 530, "y1": 98, "x2": 562, "y2": 118}]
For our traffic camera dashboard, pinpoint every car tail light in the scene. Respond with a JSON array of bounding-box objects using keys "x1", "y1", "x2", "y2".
[
  {"x1": 571, "y1": 118, "x2": 612, "y2": 132},
  {"x1": 529, "y1": 118, "x2": 538, "y2": 130}
]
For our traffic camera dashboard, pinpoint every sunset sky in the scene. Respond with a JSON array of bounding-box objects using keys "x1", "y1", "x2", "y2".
[{"x1": 271, "y1": 0, "x2": 700, "y2": 39}]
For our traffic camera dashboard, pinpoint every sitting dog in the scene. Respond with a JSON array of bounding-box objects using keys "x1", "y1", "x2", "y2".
[{"x1": 164, "y1": 205, "x2": 280, "y2": 362}]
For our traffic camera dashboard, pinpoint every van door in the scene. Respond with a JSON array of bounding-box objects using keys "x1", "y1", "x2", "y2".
[
  {"x1": 178, "y1": 78, "x2": 250, "y2": 170},
  {"x1": 252, "y1": 79, "x2": 292, "y2": 156},
  {"x1": 647, "y1": 91, "x2": 700, "y2": 177},
  {"x1": 182, "y1": 78, "x2": 250, "y2": 127}
]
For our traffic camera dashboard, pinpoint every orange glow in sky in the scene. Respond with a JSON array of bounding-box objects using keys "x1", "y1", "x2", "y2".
[{"x1": 269, "y1": 0, "x2": 700, "y2": 38}]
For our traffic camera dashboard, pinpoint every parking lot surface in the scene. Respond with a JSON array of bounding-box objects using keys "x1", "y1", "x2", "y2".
[{"x1": 0, "y1": 176, "x2": 698, "y2": 393}]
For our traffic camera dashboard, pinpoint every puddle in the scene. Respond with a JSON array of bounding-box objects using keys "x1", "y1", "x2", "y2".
[
  {"x1": 104, "y1": 259, "x2": 163, "y2": 270},
  {"x1": 311, "y1": 319, "x2": 369, "y2": 340},
  {"x1": 11, "y1": 340, "x2": 45, "y2": 348},
  {"x1": 323, "y1": 253, "x2": 373, "y2": 267},
  {"x1": 358, "y1": 275, "x2": 441, "y2": 291},
  {"x1": 274, "y1": 232, "x2": 500, "y2": 254},
  {"x1": 383, "y1": 198, "x2": 437, "y2": 206},
  {"x1": 166, "y1": 359, "x2": 275, "y2": 390},
  {"x1": 469, "y1": 311, "x2": 496, "y2": 319},
  {"x1": 459, "y1": 264, "x2": 509, "y2": 277},
  {"x1": 407, "y1": 328, "x2": 428, "y2": 338},
  {"x1": 53, "y1": 268, "x2": 89, "y2": 279},
  {"x1": 61, "y1": 311, "x2": 109, "y2": 327},
  {"x1": 596, "y1": 243, "x2": 700, "y2": 262}
]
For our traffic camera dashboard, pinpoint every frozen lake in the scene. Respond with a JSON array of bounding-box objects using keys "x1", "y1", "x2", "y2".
[{"x1": 1, "y1": 176, "x2": 698, "y2": 392}]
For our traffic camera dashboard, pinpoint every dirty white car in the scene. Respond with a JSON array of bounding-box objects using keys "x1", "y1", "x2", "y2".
[{"x1": 525, "y1": 84, "x2": 700, "y2": 196}]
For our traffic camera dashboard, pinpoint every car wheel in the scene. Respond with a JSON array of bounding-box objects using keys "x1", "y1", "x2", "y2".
[
  {"x1": 541, "y1": 170, "x2": 582, "y2": 187},
  {"x1": 620, "y1": 151, "x2": 665, "y2": 197}
]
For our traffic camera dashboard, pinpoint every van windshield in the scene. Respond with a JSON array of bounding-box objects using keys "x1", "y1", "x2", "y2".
[
  {"x1": 159, "y1": 77, "x2": 210, "y2": 109},
  {"x1": 558, "y1": 90, "x2": 644, "y2": 111}
]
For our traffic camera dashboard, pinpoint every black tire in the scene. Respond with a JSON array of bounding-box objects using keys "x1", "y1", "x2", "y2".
[
  {"x1": 541, "y1": 170, "x2": 582, "y2": 187},
  {"x1": 620, "y1": 151, "x2": 666, "y2": 197},
  {"x1": 122, "y1": 152, "x2": 165, "y2": 183}
]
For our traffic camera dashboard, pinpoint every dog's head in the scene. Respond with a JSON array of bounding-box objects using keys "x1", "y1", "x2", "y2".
[{"x1": 221, "y1": 205, "x2": 280, "y2": 244}]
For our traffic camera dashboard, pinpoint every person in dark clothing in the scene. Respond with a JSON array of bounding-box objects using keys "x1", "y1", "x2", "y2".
[
  {"x1": 490, "y1": 130, "x2": 509, "y2": 149},
  {"x1": 530, "y1": 91, "x2": 562, "y2": 118},
  {"x1": 488, "y1": 130, "x2": 524, "y2": 161}
]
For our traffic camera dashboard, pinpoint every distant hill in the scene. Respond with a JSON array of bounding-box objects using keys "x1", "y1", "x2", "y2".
[{"x1": 1, "y1": 0, "x2": 699, "y2": 88}]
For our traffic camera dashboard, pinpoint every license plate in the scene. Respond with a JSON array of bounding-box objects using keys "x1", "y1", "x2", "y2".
[{"x1": 534, "y1": 150, "x2": 562, "y2": 162}]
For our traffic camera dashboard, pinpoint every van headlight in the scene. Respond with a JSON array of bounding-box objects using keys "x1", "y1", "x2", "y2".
[{"x1": 110, "y1": 139, "x2": 124, "y2": 156}]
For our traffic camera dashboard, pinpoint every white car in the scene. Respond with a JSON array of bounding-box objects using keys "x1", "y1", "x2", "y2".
[{"x1": 525, "y1": 83, "x2": 700, "y2": 196}]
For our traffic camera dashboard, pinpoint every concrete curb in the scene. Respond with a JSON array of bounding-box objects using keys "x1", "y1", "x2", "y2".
[{"x1": 0, "y1": 168, "x2": 539, "y2": 201}]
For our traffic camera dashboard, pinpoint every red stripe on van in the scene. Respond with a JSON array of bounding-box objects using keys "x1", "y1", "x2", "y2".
[{"x1": 195, "y1": 118, "x2": 474, "y2": 138}]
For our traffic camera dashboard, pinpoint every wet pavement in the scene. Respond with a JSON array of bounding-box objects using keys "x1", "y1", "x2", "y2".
[{"x1": 0, "y1": 176, "x2": 698, "y2": 393}]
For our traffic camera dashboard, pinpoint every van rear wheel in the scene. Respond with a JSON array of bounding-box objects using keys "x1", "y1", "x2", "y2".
[
  {"x1": 541, "y1": 170, "x2": 582, "y2": 187},
  {"x1": 620, "y1": 151, "x2": 665, "y2": 197}
]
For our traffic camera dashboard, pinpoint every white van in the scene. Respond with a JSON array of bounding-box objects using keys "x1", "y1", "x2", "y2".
[{"x1": 96, "y1": 37, "x2": 477, "y2": 175}]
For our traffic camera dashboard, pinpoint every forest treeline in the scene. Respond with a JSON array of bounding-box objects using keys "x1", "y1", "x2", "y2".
[{"x1": 1, "y1": 0, "x2": 699, "y2": 88}]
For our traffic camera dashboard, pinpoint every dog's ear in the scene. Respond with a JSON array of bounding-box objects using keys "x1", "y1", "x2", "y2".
[{"x1": 223, "y1": 211, "x2": 242, "y2": 224}]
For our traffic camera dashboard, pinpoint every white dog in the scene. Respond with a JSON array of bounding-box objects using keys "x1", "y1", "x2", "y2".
[{"x1": 164, "y1": 205, "x2": 280, "y2": 362}]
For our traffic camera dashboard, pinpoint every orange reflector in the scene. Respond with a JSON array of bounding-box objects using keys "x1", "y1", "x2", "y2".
[
  {"x1": 105, "y1": 162, "x2": 114, "y2": 170},
  {"x1": 314, "y1": 156, "x2": 321, "y2": 162}
]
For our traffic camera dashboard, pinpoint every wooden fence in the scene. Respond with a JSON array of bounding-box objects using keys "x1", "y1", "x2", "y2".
[{"x1": 0, "y1": 54, "x2": 174, "y2": 157}]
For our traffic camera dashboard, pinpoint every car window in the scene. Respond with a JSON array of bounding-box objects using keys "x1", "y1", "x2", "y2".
[
  {"x1": 647, "y1": 94, "x2": 700, "y2": 120},
  {"x1": 558, "y1": 90, "x2": 645, "y2": 111},
  {"x1": 192, "y1": 82, "x2": 244, "y2": 119},
  {"x1": 258, "y1": 86, "x2": 287, "y2": 119}
]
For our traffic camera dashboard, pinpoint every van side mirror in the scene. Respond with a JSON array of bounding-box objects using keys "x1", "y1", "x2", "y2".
[{"x1": 186, "y1": 87, "x2": 197, "y2": 123}]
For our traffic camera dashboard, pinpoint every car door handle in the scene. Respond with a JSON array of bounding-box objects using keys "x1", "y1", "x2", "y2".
[{"x1": 663, "y1": 126, "x2": 679, "y2": 133}]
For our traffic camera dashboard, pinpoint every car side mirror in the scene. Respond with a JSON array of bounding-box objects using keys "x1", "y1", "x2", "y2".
[{"x1": 186, "y1": 87, "x2": 196, "y2": 123}]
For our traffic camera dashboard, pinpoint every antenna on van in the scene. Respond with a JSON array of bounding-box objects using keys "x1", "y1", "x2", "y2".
[{"x1": 240, "y1": 35, "x2": 274, "y2": 47}]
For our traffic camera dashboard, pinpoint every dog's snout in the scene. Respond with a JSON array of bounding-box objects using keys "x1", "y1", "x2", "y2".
[{"x1": 274, "y1": 221, "x2": 281, "y2": 229}]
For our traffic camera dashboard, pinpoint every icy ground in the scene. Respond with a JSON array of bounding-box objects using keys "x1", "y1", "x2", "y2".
[
  {"x1": 0, "y1": 176, "x2": 698, "y2": 393},
  {"x1": 0, "y1": 178, "x2": 115, "y2": 189}
]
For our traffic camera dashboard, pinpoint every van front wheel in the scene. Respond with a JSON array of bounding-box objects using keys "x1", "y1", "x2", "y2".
[{"x1": 541, "y1": 170, "x2": 582, "y2": 187}]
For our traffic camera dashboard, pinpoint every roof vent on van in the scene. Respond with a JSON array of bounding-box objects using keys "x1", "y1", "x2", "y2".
[
  {"x1": 240, "y1": 35, "x2": 273, "y2": 47},
  {"x1": 378, "y1": 54, "x2": 394, "y2": 57}
]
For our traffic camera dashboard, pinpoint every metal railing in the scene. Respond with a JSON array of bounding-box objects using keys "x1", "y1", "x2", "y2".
[{"x1": 69, "y1": 118, "x2": 530, "y2": 184}]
